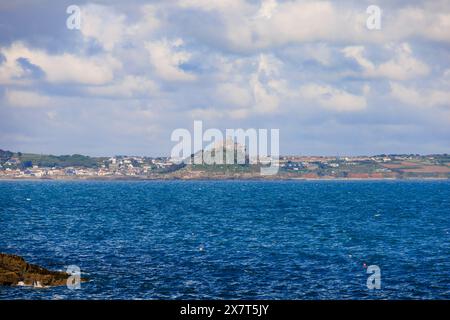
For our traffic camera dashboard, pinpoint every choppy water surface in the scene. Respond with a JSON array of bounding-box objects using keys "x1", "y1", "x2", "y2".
[{"x1": 0, "y1": 180, "x2": 449, "y2": 299}]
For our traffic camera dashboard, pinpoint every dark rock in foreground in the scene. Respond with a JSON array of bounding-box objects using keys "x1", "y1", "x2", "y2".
[{"x1": 0, "y1": 253, "x2": 84, "y2": 287}]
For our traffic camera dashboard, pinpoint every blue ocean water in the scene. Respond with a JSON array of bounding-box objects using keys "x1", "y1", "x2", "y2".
[{"x1": 0, "y1": 180, "x2": 449, "y2": 300}]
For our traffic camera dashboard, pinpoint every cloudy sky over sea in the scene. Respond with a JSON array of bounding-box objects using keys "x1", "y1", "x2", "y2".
[{"x1": 0, "y1": 0, "x2": 449, "y2": 156}]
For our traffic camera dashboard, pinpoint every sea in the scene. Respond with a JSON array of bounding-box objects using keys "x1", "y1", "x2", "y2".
[{"x1": 0, "y1": 180, "x2": 449, "y2": 300}]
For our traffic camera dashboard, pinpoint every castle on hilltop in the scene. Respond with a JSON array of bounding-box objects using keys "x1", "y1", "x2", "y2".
[{"x1": 191, "y1": 137, "x2": 249, "y2": 165}]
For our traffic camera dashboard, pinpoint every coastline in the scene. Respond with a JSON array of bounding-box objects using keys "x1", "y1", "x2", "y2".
[{"x1": 0, "y1": 176, "x2": 448, "y2": 182}]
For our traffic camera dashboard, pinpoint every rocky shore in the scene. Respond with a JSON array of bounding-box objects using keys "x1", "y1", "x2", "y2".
[{"x1": 0, "y1": 253, "x2": 84, "y2": 287}]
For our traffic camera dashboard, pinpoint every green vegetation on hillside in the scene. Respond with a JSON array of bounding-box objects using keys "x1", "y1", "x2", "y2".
[
  {"x1": 0, "y1": 149, "x2": 105, "y2": 168},
  {"x1": 20, "y1": 153, "x2": 103, "y2": 168}
]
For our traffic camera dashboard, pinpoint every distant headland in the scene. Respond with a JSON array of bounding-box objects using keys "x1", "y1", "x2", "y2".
[{"x1": 0, "y1": 149, "x2": 449, "y2": 180}]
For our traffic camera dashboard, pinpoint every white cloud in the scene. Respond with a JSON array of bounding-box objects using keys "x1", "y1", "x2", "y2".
[
  {"x1": 186, "y1": 1, "x2": 368, "y2": 51},
  {"x1": 342, "y1": 43, "x2": 429, "y2": 80},
  {"x1": 145, "y1": 38, "x2": 196, "y2": 82},
  {"x1": 5, "y1": 90, "x2": 53, "y2": 108},
  {"x1": 390, "y1": 82, "x2": 450, "y2": 108},
  {"x1": 80, "y1": 4, "x2": 161, "y2": 51},
  {"x1": 341, "y1": 46, "x2": 375, "y2": 71},
  {"x1": 178, "y1": 1, "x2": 450, "y2": 53},
  {"x1": 86, "y1": 75, "x2": 158, "y2": 98},
  {"x1": 255, "y1": 0, "x2": 278, "y2": 19},
  {"x1": 300, "y1": 84, "x2": 367, "y2": 111},
  {"x1": 377, "y1": 43, "x2": 429, "y2": 80},
  {"x1": 303, "y1": 43, "x2": 332, "y2": 66},
  {"x1": 216, "y1": 82, "x2": 252, "y2": 108},
  {"x1": 229, "y1": 108, "x2": 250, "y2": 119},
  {"x1": 0, "y1": 42, "x2": 121, "y2": 85},
  {"x1": 177, "y1": 0, "x2": 247, "y2": 12},
  {"x1": 214, "y1": 54, "x2": 291, "y2": 117},
  {"x1": 251, "y1": 76, "x2": 279, "y2": 113},
  {"x1": 387, "y1": 6, "x2": 450, "y2": 43},
  {"x1": 80, "y1": 4, "x2": 127, "y2": 51},
  {"x1": 250, "y1": 54, "x2": 285, "y2": 114},
  {"x1": 188, "y1": 105, "x2": 250, "y2": 121},
  {"x1": 190, "y1": 54, "x2": 287, "y2": 119},
  {"x1": 0, "y1": 54, "x2": 31, "y2": 85},
  {"x1": 129, "y1": 5, "x2": 161, "y2": 40},
  {"x1": 252, "y1": 1, "x2": 353, "y2": 45},
  {"x1": 440, "y1": 69, "x2": 450, "y2": 88}
]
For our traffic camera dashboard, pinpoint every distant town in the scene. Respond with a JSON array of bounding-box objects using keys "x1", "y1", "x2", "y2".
[{"x1": 0, "y1": 148, "x2": 449, "y2": 180}]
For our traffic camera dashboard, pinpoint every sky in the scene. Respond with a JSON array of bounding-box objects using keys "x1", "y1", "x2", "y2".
[{"x1": 0, "y1": 0, "x2": 449, "y2": 157}]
